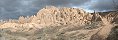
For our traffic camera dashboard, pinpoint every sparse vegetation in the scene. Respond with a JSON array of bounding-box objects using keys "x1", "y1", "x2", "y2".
[{"x1": 0, "y1": 6, "x2": 118, "y2": 40}]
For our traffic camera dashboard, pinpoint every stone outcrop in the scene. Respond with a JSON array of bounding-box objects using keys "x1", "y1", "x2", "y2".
[
  {"x1": 31, "y1": 6, "x2": 93, "y2": 26},
  {"x1": 0, "y1": 6, "x2": 118, "y2": 40}
]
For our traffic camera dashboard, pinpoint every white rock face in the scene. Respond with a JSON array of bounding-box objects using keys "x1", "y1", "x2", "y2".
[
  {"x1": 35, "y1": 6, "x2": 94, "y2": 26},
  {"x1": 0, "y1": 6, "x2": 118, "y2": 40}
]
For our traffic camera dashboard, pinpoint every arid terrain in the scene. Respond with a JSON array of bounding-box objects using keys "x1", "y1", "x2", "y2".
[{"x1": 0, "y1": 6, "x2": 118, "y2": 40}]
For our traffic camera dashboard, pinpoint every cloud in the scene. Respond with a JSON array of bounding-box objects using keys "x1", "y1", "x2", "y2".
[
  {"x1": 88, "y1": 0, "x2": 118, "y2": 11},
  {"x1": 0, "y1": 0, "x2": 90, "y2": 19},
  {"x1": 1, "y1": 0, "x2": 118, "y2": 19},
  {"x1": 32, "y1": 0, "x2": 90, "y2": 7},
  {"x1": 0, "y1": 0, "x2": 38, "y2": 19},
  {"x1": 1, "y1": 0, "x2": 118, "y2": 20}
]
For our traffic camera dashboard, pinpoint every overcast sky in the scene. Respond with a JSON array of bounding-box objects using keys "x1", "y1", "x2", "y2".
[{"x1": 0, "y1": 0, "x2": 118, "y2": 19}]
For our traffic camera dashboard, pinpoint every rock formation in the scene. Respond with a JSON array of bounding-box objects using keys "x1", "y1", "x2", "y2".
[{"x1": 0, "y1": 6, "x2": 118, "y2": 40}]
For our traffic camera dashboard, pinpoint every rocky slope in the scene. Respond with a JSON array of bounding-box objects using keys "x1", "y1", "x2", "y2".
[{"x1": 0, "y1": 6, "x2": 118, "y2": 40}]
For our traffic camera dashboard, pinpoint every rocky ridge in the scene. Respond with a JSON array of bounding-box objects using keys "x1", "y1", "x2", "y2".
[{"x1": 0, "y1": 6, "x2": 118, "y2": 40}]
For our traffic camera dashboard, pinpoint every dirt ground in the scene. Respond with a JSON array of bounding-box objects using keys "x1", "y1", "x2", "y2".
[{"x1": 0, "y1": 6, "x2": 118, "y2": 40}]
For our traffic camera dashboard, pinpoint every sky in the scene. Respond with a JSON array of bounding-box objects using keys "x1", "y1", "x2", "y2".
[{"x1": 0, "y1": 0, "x2": 118, "y2": 20}]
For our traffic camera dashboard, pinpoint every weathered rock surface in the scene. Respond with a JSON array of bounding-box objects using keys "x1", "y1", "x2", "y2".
[{"x1": 0, "y1": 6, "x2": 118, "y2": 40}]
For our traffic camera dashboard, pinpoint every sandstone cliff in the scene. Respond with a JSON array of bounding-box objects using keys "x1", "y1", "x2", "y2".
[{"x1": 0, "y1": 6, "x2": 118, "y2": 40}]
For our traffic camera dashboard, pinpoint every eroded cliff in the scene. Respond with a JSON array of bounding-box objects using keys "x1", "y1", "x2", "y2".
[{"x1": 0, "y1": 6, "x2": 118, "y2": 40}]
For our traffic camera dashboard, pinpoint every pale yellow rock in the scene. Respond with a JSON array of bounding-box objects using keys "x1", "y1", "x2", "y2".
[{"x1": 0, "y1": 6, "x2": 118, "y2": 40}]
